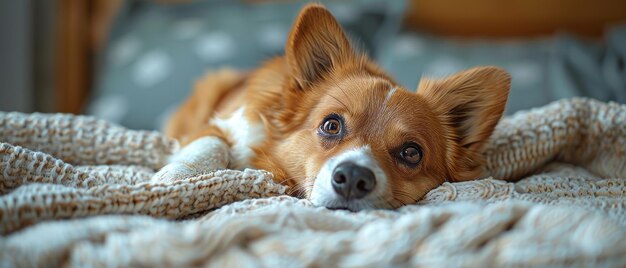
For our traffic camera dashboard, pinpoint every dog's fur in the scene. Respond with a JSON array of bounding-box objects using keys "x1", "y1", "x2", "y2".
[{"x1": 161, "y1": 4, "x2": 510, "y2": 211}]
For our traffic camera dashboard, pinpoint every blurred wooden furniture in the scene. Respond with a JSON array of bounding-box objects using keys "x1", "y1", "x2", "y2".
[
  {"x1": 405, "y1": 0, "x2": 626, "y2": 37},
  {"x1": 55, "y1": 0, "x2": 121, "y2": 114}
]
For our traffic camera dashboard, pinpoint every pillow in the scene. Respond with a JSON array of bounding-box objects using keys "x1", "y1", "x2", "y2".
[
  {"x1": 375, "y1": 24, "x2": 626, "y2": 114},
  {"x1": 87, "y1": 0, "x2": 407, "y2": 130}
]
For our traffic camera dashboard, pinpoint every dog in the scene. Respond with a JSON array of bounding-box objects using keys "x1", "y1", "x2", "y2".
[{"x1": 156, "y1": 3, "x2": 511, "y2": 211}]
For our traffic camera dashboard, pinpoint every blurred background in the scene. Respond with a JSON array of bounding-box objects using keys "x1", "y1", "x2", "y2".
[{"x1": 1, "y1": 0, "x2": 625, "y2": 130}]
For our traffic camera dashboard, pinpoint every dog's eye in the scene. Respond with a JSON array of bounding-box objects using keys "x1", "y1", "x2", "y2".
[
  {"x1": 320, "y1": 118, "x2": 342, "y2": 135},
  {"x1": 400, "y1": 143, "x2": 422, "y2": 165}
]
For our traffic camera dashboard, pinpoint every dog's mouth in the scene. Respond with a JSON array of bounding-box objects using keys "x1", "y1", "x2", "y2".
[
  {"x1": 313, "y1": 197, "x2": 382, "y2": 212},
  {"x1": 326, "y1": 206, "x2": 351, "y2": 211},
  {"x1": 326, "y1": 206, "x2": 362, "y2": 212},
  {"x1": 291, "y1": 187, "x2": 375, "y2": 212},
  {"x1": 324, "y1": 202, "x2": 359, "y2": 212}
]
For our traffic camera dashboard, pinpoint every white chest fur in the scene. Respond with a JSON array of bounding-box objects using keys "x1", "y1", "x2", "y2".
[{"x1": 212, "y1": 106, "x2": 266, "y2": 169}]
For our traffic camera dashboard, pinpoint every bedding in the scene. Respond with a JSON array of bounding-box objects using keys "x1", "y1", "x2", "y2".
[{"x1": 1, "y1": 98, "x2": 625, "y2": 267}]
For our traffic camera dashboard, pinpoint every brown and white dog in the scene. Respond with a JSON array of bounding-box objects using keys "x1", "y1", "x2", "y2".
[{"x1": 156, "y1": 4, "x2": 510, "y2": 211}]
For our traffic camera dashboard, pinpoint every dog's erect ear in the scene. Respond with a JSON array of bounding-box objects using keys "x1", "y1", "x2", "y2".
[
  {"x1": 285, "y1": 4, "x2": 354, "y2": 89},
  {"x1": 417, "y1": 66, "x2": 511, "y2": 181}
]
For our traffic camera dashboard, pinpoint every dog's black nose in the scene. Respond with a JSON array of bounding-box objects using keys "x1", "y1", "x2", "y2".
[{"x1": 332, "y1": 162, "x2": 376, "y2": 200}]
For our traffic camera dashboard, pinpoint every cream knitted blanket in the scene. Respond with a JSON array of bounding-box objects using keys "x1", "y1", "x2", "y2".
[{"x1": 1, "y1": 98, "x2": 625, "y2": 267}]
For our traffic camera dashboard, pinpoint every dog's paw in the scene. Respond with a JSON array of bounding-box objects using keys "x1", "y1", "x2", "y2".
[
  {"x1": 152, "y1": 136, "x2": 231, "y2": 183},
  {"x1": 152, "y1": 162, "x2": 197, "y2": 183}
]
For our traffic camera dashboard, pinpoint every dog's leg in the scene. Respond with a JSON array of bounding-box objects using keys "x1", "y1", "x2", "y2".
[{"x1": 155, "y1": 68, "x2": 246, "y2": 183}]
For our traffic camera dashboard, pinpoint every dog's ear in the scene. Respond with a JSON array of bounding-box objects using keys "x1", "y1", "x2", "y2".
[
  {"x1": 285, "y1": 4, "x2": 354, "y2": 89},
  {"x1": 417, "y1": 66, "x2": 511, "y2": 182}
]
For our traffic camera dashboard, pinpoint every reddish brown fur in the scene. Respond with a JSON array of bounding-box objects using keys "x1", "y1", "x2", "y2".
[{"x1": 164, "y1": 4, "x2": 510, "y2": 208}]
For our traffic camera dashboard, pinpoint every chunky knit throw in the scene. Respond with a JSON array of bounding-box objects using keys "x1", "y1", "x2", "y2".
[{"x1": 1, "y1": 98, "x2": 625, "y2": 267}]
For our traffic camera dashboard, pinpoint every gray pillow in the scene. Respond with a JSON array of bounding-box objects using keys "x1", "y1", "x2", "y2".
[
  {"x1": 375, "y1": 25, "x2": 626, "y2": 114},
  {"x1": 87, "y1": 0, "x2": 406, "y2": 130}
]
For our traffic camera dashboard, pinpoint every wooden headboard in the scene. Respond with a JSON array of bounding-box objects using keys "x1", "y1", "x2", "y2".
[
  {"x1": 405, "y1": 0, "x2": 626, "y2": 37},
  {"x1": 55, "y1": 0, "x2": 626, "y2": 114}
]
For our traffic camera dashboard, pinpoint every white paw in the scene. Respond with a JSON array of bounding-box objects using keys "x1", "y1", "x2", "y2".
[
  {"x1": 152, "y1": 162, "x2": 197, "y2": 183},
  {"x1": 152, "y1": 136, "x2": 231, "y2": 183}
]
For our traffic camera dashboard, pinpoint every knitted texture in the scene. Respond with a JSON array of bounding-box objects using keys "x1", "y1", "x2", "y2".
[{"x1": 1, "y1": 98, "x2": 625, "y2": 267}]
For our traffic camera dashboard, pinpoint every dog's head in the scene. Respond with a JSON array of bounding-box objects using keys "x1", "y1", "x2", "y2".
[{"x1": 275, "y1": 4, "x2": 510, "y2": 211}]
